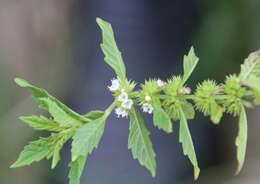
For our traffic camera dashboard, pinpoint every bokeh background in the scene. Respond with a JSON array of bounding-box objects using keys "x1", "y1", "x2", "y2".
[{"x1": 0, "y1": 0, "x2": 259, "y2": 184}]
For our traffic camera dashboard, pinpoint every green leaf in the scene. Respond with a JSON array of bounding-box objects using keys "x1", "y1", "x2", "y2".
[
  {"x1": 239, "y1": 49, "x2": 260, "y2": 81},
  {"x1": 235, "y1": 105, "x2": 248, "y2": 175},
  {"x1": 128, "y1": 109, "x2": 156, "y2": 177},
  {"x1": 210, "y1": 101, "x2": 224, "y2": 124},
  {"x1": 71, "y1": 116, "x2": 107, "y2": 161},
  {"x1": 182, "y1": 46, "x2": 199, "y2": 84},
  {"x1": 11, "y1": 135, "x2": 58, "y2": 168},
  {"x1": 20, "y1": 115, "x2": 65, "y2": 131},
  {"x1": 14, "y1": 78, "x2": 89, "y2": 124},
  {"x1": 84, "y1": 110, "x2": 105, "y2": 120},
  {"x1": 152, "y1": 98, "x2": 172, "y2": 133},
  {"x1": 40, "y1": 97, "x2": 83, "y2": 127},
  {"x1": 244, "y1": 75, "x2": 260, "y2": 104},
  {"x1": 182, "y1": 101, "x2": 195, "y2": 120},
  {"x1": 51, "y1": 132, "x2": 73, "y2": 169},
  {"x1": 96, "y1": 18, "x2": 126, "y2": 79},
  {"x1": 179, "y1": 108, "x2": 200, "y2": 180},
  {"x1": 68, "y1": 156, "x2": 87, "y2": 184}
]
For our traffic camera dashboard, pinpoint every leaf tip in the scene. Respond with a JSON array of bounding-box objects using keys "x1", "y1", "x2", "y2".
[
  {"x1": 194, "y1": 166, "x2": 200, "y2": 180},
  {"x1": 14, "y1": 78, "x2": 29, "y2": 87}
]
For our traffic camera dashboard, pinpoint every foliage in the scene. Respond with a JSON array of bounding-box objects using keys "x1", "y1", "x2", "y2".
[{"x1": 11, "y1": 18, "x2": 260, "y2": 184}]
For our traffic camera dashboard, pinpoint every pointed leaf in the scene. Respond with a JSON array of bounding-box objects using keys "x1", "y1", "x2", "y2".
[
  {"x1": 71, "y1": 116, "x2": 107, "y2": 161},
  {"x1": 14, "y1": 78, "x2": 89, "y2": 123},
  {"x1": 179, "y1": 108, "x2": 200, "y2": 180},
  {"x1": 20, "y1": 115, "x2": 65, "y2": 131},
  {"x1": 96, "y1": 18, "x2": 126, "y2": 79},
  {"x1": 84, "y1": 110, "x2": 105, "y2": 120},
  {"x1": 152, "y1": 98, "x2": 172, "y2": 133},
  {"x1": 182, "y1": 47, "x2": 199, "y2": 83},
  {"x1": 235, "y1": 105, "x2": 248, "y2": 174},
  {"x1": 210, "y1": 101, "x2": 224, "y2": 124},
  {"x1": 11, "y1": 135, "x2": 58, "y2": 168},
  {"x1": 69, "y1": 156, "x2": 87, "y2": 184},
  {"x1": 128, "y1": 109, "x2": 156, "y2": 177}
]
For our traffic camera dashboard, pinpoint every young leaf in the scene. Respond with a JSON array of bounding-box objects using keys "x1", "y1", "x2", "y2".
[
  {"x1": 40, "y1": 97, "x2": 83, "y2": 127},
  {"x1": 179, "y1": 108, "x2": 200, "y2": 180},
  {"x1": 182, "y1": 101, "x2": 195, "y2": 120},
  {"x1": 11, "y1": 135, "x2": 58, "y2": 168},
  {"x1": 84, "y1": 110, "x2": 105, "y2": 120},
  {"x1": 239, "y1": 49, "x2": 260, "y2": 81},
  {"x1": 235, "y1": 105, "x2": 248, "y2": 175},
  {"x1": 69, "y1": 155, "x2": 87, "y2": 184},
  {"x1": 20, "y1": 115, "x2": 65, "y2": 131},
  {"x1": 71, "y1": 116, "x2": 107, "y2": 161},
  {"x1": 96, "y1": 18, "x2": 126, "y2": 79},
  {"x1": 14, "y1": 78, "x2": 90, "y2": 123},
  {"x1": 152, "y1": 98, "x2": 172, "y2": 133},
  {"x1": 182, "y1": 47, "x2": 199, "y2": 84},
  {"x1": 128, "y1": 109, "x2": 156, "y2": 177}
]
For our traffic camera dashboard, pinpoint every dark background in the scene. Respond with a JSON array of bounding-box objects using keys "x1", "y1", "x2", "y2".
[{"x1": 0, "y1": 0, "x2": 259, "y2": 183}]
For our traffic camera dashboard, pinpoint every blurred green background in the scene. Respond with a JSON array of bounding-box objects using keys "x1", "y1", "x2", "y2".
[{"x1": 0, "y1": 0, "x2": 259, "y2": 184}]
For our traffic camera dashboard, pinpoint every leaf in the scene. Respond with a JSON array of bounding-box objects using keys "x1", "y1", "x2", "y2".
[
  {"x1": 244, "y1": 75, "x2": 260, "y2": 104},
  {"x1": 210, "y1": 101, "x2": 224, "y2": 124},
  {"x1": 239, "y1": 49, "x2": 260, "y2": 81},
  {"x1": 128, "y1": 109, "x2": 156, "y2": 177},
  {"x1": 235, "y1": 105, "x2": 248, "y2": 175},
  {"x1": 152, "y1": 98, "x2": 172, "y2": 133},
  {"x1": 71, "y1": 116, "x2": 107, "y2": 161},
  {"x1": 20, "y1": 115, "x2": 65, "y2": 131},
  {"x1": 51, "y1": 132, "x2": 73, "y2": 169},
  {"x1": 69, "y1": 156, "x2": 87, "y2": 184},
  {"x1": 40, "y1": 97, "x2": 83, "y2": 127},
  {"x1": 11, "y1": 135, "x2": 58, "y2": 168},
  {"x1": 96, "y1": 18, "x2": 126, "y2": 79},
  {"x1": 182, "y1": 46, "x2": 199, "y2": 84},
  {"x1": 84, "y1": 110, "x2": 105, "y2": 120},
  {"x1": 14, "y1": 78, "x2": 89, "y2": 123},
  {"x1": 182, "y1": 101, "x2": 195, "y2": 120},
  {"x1": 179, "y1": 108, "x2": 200, "y2": 180}
]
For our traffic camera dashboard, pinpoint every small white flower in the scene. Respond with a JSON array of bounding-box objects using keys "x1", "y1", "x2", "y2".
[
  {"x1": 157, "y1": 79, "x2": 166, "y2": 87},
  {"x1": 145, "y1": 95, "x2": 152, "y2": 101},
  {"x1": 180, "y1": 87, "x2": 191, "y2": 94},
  {"x1": 115, "y1": 108, "x2": 128, "y2": 118},
  {"x1": 108, "y1": 77, "x2": 120, "y2": 92},
  {"x1": 141, "y1": 103, "x2": 154, "y2": 114},
  {"x1": 118, "y1": 92, "x2": 129, "y2": 102},
  {"x1": 121, "y1": 99, "x2": 133, "y2": 109}
]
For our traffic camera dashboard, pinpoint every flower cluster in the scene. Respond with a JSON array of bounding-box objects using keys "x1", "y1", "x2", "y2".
[{"x1": 108, "y1": 77, "x2": 134, "y2": 118}]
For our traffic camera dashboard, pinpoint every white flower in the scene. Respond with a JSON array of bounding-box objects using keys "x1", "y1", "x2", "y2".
[
  {"x1": 145, "y1": 95, "x2": 152, "y2": 101},
  {"x1": 180, "y1": 87, "x2": 191, "y2": 94},
  {"x1": 157, "y1": 79, "x2": 166, "y2": 87},
  {"x1": 141, "y1": 103, "x2": 154, "y2": 114},
  {"x1": 118, "y1": 92, "x2": 128, "y2": 102},
  {"x1": 108, "y1": 77, "x2": 120, "y2": 92},
  {"x1": 115, "y1": 108, "x2": 128, "y2": 118},
  {"x1": 121, "y1": 99, "x2": 133, "y2": 109}
]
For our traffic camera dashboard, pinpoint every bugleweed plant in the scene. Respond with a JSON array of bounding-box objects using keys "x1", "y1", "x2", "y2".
[{"x1": 11, "y1": 18, "x2": 260, "y2": 184}]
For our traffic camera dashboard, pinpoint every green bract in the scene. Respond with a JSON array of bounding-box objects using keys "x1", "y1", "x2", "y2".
[{"x1": 11, "y1": 17, "x2": 260, "y2": 184}]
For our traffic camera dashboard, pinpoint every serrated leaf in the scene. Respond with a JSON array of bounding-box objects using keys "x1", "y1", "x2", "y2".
[
  {"x1": 11, "y1": 135, "x2": 58, "y2": 168},
  {"x1": 128, "y1": 109, "x2": 156, "y2": 177},
  {"x1": 69, "y1": 156, "x2": 87, "y2": 184},
  {"x1": 239, "y1": 50, "x2": 260, "y2": 81},
  {"x1": 179, "y1": 108, "x2": 200, "y2": 180},
  {"x1": 71, "y1": 116, "x2": 107, "y2": 161},
  {"x1": 14, "y1": 78, "x2": 89, "y2": 124},
  {"x1": 235, "y1": 105, "x2": 248, "y2": 175},
  {"x1": 152, "y1": 98, "x2": 172, "y2": 133},
  {"x1": 84, "y1": 110, "x2": 105, "y2": 120},
  {"x1": 182, "y1": 46, "x2": 199, "y2": 84},
  {"x1": 40, "y1": 97, "x2": 83, "y2": 127},
  {"x1": 96, "y1": 18, "x2": 126, "y2": 79},
  {"x1": 20, "y1": 115, "x2": 65, "y2": 131}
]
